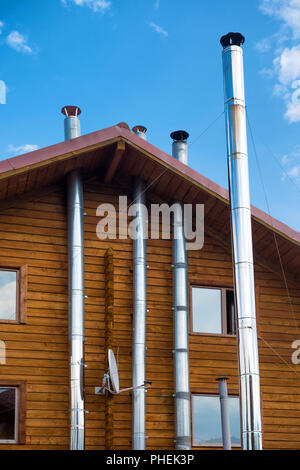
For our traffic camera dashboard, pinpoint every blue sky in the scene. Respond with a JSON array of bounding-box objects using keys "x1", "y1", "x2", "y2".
[{"x1": 1, "y1": 0, "x2": 300, "y2": 230}]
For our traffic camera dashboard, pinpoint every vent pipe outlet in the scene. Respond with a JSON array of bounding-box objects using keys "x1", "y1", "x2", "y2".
[
  {"x1": 63, "y1": 106, "x2": 85, "y2": 450},
  {"x1": 62, "y1": 106, "x2": 81, "y2": 140},
  {"x1": 171, "y1": 131, "x2": 189, "y2": 165},
  {"x1": 132, "y1": 125, "x2": 147, "y2": 140},
  {"x1": 217, "y1": 378, "x2": 231, "y2": 450},
  {"x1": 220, "y1": 33, "x2": 263, "y2": 450},
  {"x1": 171, "y1": 130, "x2": 191, "y2": 450}
]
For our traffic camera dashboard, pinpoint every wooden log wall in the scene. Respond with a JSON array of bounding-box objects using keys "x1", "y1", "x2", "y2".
[
  {"x1": 104, "y1": 247, "x2": 114, "y2": 449},
  {"x1": 0, "y1": 179, "x2": 299, "y2": 449},
  {"x1": 0, "y1": 186, "x2": 69, "y2": 449}
]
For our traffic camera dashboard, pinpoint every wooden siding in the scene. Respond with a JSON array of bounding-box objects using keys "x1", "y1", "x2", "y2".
[
  {"x1": 0, "y1": 186, "x2": 69, "y2": 449},
  {"x1": 0, "y1": 180, "x2": 299, "y2": 449}
]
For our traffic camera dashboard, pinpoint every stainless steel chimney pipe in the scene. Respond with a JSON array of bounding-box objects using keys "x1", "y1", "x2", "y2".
[
  {"x1": 220, "y1": 33, "x2": 263, "y2": 450},
  {"x1": 132, "y1": 126, "x2": 147, "y2": 450},
  {"x1": 63, "y1": 106, "x2": 85, "y2": 450},
  {"x1": 132, "y1": 125, "x2": 147, "y2": 141},
  {"x1": 170, "y1": 130, "x2": 191, "y2": 451},
  {"x1": 217, "y1": 378, "x2": 231, "y2": 450},
  {"x1": 62, "y1": 105, "x2": 81, "y2": 140}
]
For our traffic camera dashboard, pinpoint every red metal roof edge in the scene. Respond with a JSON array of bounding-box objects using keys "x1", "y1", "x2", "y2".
[
  {"x1": 0, "y1": 124, "x2": 121, "y2": 173},
  {"x1": 0, "y1": 123, "x2": 299, "y2": 245}
]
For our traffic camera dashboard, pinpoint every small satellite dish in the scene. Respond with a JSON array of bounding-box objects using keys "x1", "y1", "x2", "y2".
[
  {"x1": 95, "y1": 348, "x2": 152, "y2": 396},
  {"x1": 108, "y1": 349, "x2": 119, "y2": 394}
]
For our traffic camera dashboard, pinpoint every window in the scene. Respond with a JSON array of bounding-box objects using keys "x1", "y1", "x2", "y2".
[
  {"x1": 0, "y1": 270, "x2": 18, "y2": 322},
  {"x1": 226, "y1": 290, "x2": 236, "y2": 336},
  {"x1": 191, "y1": 286, "x2": 236, "y2": 335},
  {"x1": 0, "y1": 387, "x2": 18, "y2": 443},
  {"x1": 0, "y1": 382, "x2": 26, "y2": 445},
  {"x1": 0, "y1": 264, "x2": 27, "y2": 324},
  {"x1": 192, "y1": 394, "x2": 241, "y2": 447}
]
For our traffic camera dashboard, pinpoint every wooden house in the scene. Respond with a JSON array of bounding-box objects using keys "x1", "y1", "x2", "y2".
[{"x1": 0, "y1": 120, "x2": 299, "y2": 450}]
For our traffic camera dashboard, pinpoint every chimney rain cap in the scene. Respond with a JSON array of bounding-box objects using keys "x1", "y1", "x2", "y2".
[
  {"x1": 170, "y1": 130, "x2": 189, "y2": 142},
  {"x1": 220, "y1": 32, "x2": 245, "y2": 48}
]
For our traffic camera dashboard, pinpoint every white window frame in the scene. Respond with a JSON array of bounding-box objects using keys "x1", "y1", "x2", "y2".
[{"x1": 0, "y1": 386, "x2": 19, "y2": 444}]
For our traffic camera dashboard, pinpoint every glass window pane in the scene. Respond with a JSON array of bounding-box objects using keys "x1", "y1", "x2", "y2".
[
  {"x1": 192, "y1": 287, "x2": 222, "y2": 334},
  {"x1": 228, "y1": 397, "x2": 241, "y2": 445},
  {"x1": 192, "y1": 395, "x2": 241, "y2": 446},
  {"x1": 0, "y1": 388, "x2": 16, "y2": 441},
  {"x1": 0, "y1": 270, "x2": 17, "y2": 321},
  {"x1": 226, "y1": 290, "x2": 237, "y2": 335},
  {"x1": 193, "y1": 396, "x2": 222, "y2": 445}
]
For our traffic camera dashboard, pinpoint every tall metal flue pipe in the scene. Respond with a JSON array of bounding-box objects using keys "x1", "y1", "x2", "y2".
[
  {"x1": 62, "y1": 106, "x2": 85, "y2": 450},
  {"x1": 171, "y1": 130, "x2": 191, "y2": 450},
  {"x1": 132, "y1": 126, "x2": 147, "y2": 449},
  {"x1": 220, "y1": 33, "x2": 263, "y2": 450}
]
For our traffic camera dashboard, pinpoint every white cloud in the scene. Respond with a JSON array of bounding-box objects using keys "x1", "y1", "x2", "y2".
[
  {"x1": 274, "y1": 45, "x2": 300, "y2": 85},
  {"x1": 282, "y1": 161, "x2": 300, "y2": 184},
  {"x1": 259, "y1": 67, "x2": 274, "y2": 79},
  {"x1": 260, "y1": 0, "x2": 300, "y2": 38},
  {"x1": 0, "y1": 21, "x2": 4, "y2": 35},
  {"x1": 256, "y1": 37, "x2": 272, "y2": 53},
  {"x1": 281, "y1": 154, "x2": 291, "y2": 166},
  {"x1": 280, "y1": 145, "x2": 300, "y2": 183},
  {"x1": 0, "y1": 80, "x2": 6, "y2": 104},
  {"x1": 149, "y1": 22, "x2": 168, "y2": 37},
  {"x1": 62, "y1": 0, "x2": 111, "y2": 13},
  {"x1": 287, "y1": 164, "x2": 300, "y2": 179},
  {"x1": 259, "y1": 1, "x2": 300, "y2": 122},
  {"x1": 7, "y1": 144, "x2": 39, "y2": 156},
  {"x1": 285, "y1": 101, "x2": 300, "y2": 122},
  {"x1": 6, "y1": 30, "x2": 32, "y2": 54}
]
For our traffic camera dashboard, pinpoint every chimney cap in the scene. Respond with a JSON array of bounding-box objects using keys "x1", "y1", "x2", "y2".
[
  {"x1": 61, "y1": 106, "x2": 82, "y2": 117},
  {"x1": 132, "y1": 125, "x2": 147, "y2": 134},
  {"x1": 170, "y1": 130, "x2": 189, "y2": 142},
  {"x1": 220, "y1": 32, "x2": 245, "y2": 48}
]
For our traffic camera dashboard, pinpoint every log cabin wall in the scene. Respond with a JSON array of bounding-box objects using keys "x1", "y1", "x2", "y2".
[
  {"x1": 0, "y1": 178, "x2": 299, "y2": 449},
  {"x1": 0, "y1": 185, "x2": 69, "y2": 449}
]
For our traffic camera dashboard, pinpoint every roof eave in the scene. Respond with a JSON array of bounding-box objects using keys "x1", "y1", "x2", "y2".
[{"x1": 0, "y1": 123, "x2": 299, "y2": 248}]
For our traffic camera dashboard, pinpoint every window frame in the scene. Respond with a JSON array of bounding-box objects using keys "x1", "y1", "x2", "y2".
[
  {"x1": 0, "y1": 262, "x2": 28, "y2": 324},
  {"x1": 191, "y1": 392, "x2": 241, "y2": 448},
  {"x1": 0, "y1": 381, "x2": 26, "y2": 445},
  {"x1": 190, "y1": 284, "x2": 236, "y2": 337}
]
